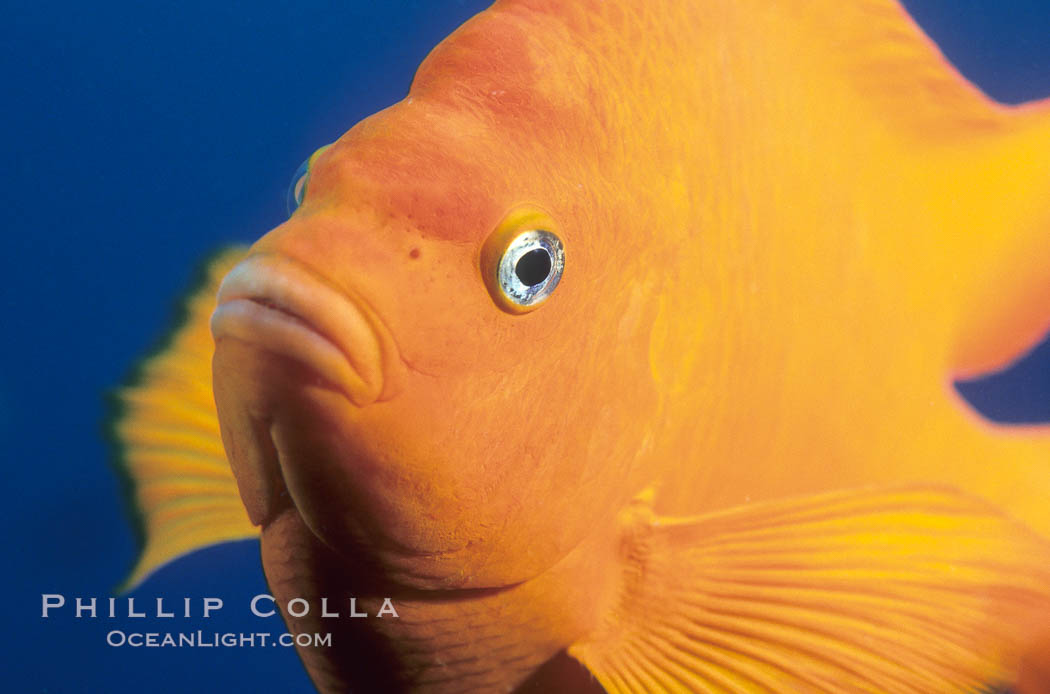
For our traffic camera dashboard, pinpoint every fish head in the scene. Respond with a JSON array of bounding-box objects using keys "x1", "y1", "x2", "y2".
[{"x1": 210, "y1": 92, "x2": 665, "y2": 591}]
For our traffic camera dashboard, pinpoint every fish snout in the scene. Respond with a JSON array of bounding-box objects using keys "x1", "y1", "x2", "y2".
[{"x1": 210, "y1": 253, "x2": 401, "y2": 407}]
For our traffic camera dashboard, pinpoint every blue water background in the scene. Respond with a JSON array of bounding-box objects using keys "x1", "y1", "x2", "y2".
[{"x1": 2, "y1": 1, "x2": 1049, "y2": 691}]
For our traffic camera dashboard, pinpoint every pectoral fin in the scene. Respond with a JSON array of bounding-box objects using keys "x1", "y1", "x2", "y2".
[
  {"x1": 110, "y1": 247, "x2": 256, "y2": 591},
  {"x1": 570, "y1": 487, "x2": 1050, "y2": 693}
]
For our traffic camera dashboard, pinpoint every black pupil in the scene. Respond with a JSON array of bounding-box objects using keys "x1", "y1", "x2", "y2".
[{"x1": 515, "y1": 249, "x2": 552, "y2": 287}]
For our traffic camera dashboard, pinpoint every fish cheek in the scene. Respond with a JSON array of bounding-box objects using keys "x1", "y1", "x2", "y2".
[
  {"x1": 257, "y1": 369, "x2": 556, "y2": 588},
  {"x1": 321, "y1": 354, "x2": 616, "y2": 587},
  {"x1": 266, "y1": 392, "x2": 443, "y2": 568},
  {"x1": 422, "y1": 328, "x2": 659, "y2": 582},
  {"x1": 370, "y1": 372, "x2": 583, "y2": 585}
]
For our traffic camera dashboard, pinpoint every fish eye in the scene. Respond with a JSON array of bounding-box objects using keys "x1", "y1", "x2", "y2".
[
  {"x1": 498, "y1": 230, "x2": 564, "y2": 307},
  {"x1": 286, "y1": 158, "x2": 311, "y2": 217},
  {"x1": 481, "y1": 208, "x2": 565, "y2": 313},
  {"x1": 285, "y1": 144, "x2": 331, "y2": 217}
]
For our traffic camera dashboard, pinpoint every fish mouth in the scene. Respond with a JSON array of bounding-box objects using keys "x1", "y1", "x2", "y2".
[{"x1": 211, "y1": 252, "x2": 400, "y2": 407}]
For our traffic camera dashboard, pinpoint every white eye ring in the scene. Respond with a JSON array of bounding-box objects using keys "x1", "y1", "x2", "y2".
[
  {"x1": 286, "y1": 144, "x2": 332, "y2": 217},
  {"x1": 286, "y1": 157, "x2": 311, "y2": 216},
  {"x1": 496, "y1": 230, "x2": 565, "y2": 308}
]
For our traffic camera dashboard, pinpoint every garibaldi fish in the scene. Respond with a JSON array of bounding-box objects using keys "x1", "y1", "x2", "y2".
[{"x1": 113, "y1": 0, "x2": 1050, "y2": 691}]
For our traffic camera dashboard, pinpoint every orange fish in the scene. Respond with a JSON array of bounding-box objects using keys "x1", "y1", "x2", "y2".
[{"x1": 114, "y1": 0, "x2": 1050, "y2": 691}]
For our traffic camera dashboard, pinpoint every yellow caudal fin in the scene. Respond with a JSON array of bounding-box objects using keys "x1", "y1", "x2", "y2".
[
  {"x1": 571, "y1": 487, "x2": 1050, "y2": 693},
  {"x1": 109, "y1": 246, "x2": 256, "y2": 591}
]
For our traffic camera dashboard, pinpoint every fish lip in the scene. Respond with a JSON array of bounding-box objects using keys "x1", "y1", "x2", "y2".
[{"x1": 211, "y1": 252, "x2": 400, "y2": 407}]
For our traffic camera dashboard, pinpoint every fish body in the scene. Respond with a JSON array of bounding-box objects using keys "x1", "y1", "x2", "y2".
[{"x1": 114, "y1": 0, "x2": 1050, "y2": 691}]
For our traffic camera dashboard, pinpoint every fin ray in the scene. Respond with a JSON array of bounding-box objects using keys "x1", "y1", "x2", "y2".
[
  {"x1": 110, "y1": 246, "x2": 257, "y2": 591},
  {"x1": 572, "y1": 486, "x2": 1050, "y2": 693}
]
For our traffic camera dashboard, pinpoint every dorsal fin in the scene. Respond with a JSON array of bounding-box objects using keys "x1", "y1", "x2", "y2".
[
  {"x1": 790, "y1": 0, "x2": 1009, "y2": 137},
  {"x1": 109, "y1": 247, "x2": 257, "y2": 591},
  {"x1": 781, "y1": 0, "x2": 1050, "y2": 377}
]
